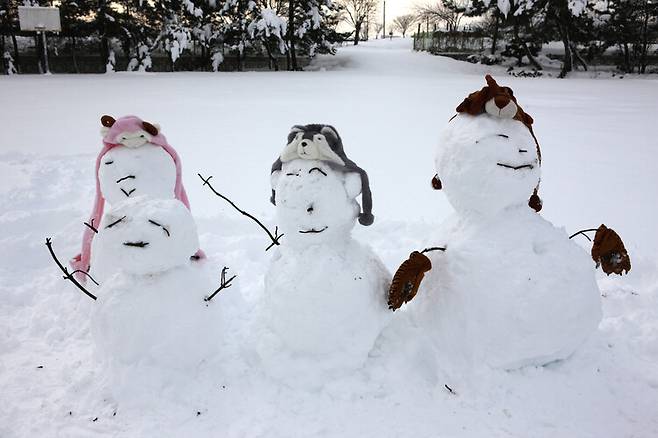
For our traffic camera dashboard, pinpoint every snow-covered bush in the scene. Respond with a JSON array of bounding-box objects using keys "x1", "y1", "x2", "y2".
[{"x1": 3, "y1": 51, "x2": 17, "y2": 75}]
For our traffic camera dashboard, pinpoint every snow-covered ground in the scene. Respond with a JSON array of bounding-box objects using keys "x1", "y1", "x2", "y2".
[{"x1": 1, "y1": 38, "x2": 657, "y2": 437}]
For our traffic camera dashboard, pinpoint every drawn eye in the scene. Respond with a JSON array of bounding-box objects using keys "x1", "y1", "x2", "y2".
[
  {"x1": 104, "y1": 160, "x2": 114, "y2": 165},
  {"x1": 148, "y1": 219, "x2": 170, "y2": 236},
  {"x1": 286, "y1": 172, "x2": 300, "y2": 177},
  {"x1": 105, "y1": 215, "x2": 126, "y2": 229},
  {"x1": 308, "y1": 167, "x2": 327, "y2": 176},
  {"x1": 140, "y1": 134, "x2": 145, "y2": 138}
]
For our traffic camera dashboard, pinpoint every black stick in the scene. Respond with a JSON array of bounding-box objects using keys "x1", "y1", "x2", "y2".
[
  {"x1": 45, "y1": 238, "x2": 97, "y2": 300},
  {"x1": 421, "y1": 247, "x2": 446, "y2": 254},
  {"x1": 83, "y1": 219, "x2": 98, "y2": 234},
  {"x1": 69, "y1": 270, "x2": 100, "y2": 286},
  {"x1": 569, "y1": 228, "x2": 598, "y2": 241},
  {"x1": 205, "y1": 267, "x2": 237, "y2": 302},
  {"x1": 198, "y1": 173, "x2": 283, "y2": 251}
]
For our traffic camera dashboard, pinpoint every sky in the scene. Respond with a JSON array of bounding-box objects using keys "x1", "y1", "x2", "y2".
[{"x1": 370, "y1": 0, "x2": 417, "y2": 33}]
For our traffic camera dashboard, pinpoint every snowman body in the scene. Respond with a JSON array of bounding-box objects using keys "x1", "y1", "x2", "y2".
[
  {"x1": 414, "y1": 114, "x2": 602, "y2": 370},
  {"x1": 89, "y1": 198, "x2": 224, "y2": 394},
  {"x1": 259, "y1": 159, "x2": 390, "y2": 376}
]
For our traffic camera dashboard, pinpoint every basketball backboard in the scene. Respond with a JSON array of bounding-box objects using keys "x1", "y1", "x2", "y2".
[{"x1": 18, "y1": 6, "x2": 61, "y2": 32}]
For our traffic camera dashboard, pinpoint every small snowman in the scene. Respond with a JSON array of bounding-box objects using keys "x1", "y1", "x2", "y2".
[
  {"x1": 257, "y1": 125, "x2": 390, "y2": 379},
  {"x1": 71, "y1": 115, "x2": 202, "y2": 275},
  {"x1": 89, "y1": 196, "x2": 232, "y2": 396},
  {"x1": 390, "y1": 76, "x2": 602, "y2": 371}
]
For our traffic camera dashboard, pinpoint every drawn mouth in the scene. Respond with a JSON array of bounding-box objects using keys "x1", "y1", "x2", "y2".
[
  {"x1": 299, "y1": 227, "x2": 328, "y2": 234},
  {"x1": 123, "y1": 241, "x2": 149, "y2": 248},
  {"x1": 497, "y1": 163, "x2": 534, "y2": 170}
]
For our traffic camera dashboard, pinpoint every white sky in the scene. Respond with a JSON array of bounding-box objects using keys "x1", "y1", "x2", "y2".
[{"x1": 378, "y1": 0, "x2": 416, "y2": 29}]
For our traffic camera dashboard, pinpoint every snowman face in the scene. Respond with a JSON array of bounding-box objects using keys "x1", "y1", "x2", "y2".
[
  {"x1": 93, "y1": 197, "x2": 199, "y2": 276},
  {"x1": 272, "y1": 160, "x2": 361, "y2": 250},
  {"x1": 436, "y1": 114, "x2": 540, "y2": 216},
  {"x1": 98, "y1": 145, "x2": 176, "y2": 207}
]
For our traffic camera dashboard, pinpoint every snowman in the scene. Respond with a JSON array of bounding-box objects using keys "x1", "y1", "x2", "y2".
[
  {"x1": 391, "y1": 76, "x2": 602, "y2": 371},
  {"x1": 256, "y1": 125, "x2": 391, "y2": 379},
  {"x1": 71, "y1": 115, "x2": 202, "y2": 276},
  {"x1": 89, "y1": 196, "x2": 235, "y2": 398}
]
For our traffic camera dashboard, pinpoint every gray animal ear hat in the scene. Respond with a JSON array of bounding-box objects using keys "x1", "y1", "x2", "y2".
[{"x1": 270, "y1": 124, "x2": 375, "y2": 226}]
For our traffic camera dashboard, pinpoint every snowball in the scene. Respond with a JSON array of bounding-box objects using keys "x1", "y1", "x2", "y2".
[
  {"x1": 271, "y1": 160, "x2": 361, "y2": 251},
  {"x1": 90, "y1": 197, "x2": 199, "y2": 281},
  {"x1": 258, "y1": 159, "x2": 391, "y2": 379},
  {"x1": 91, "y1": 262, "x2": 233, "y2": 400},
  {"x1": 411, "y1": 114, "x2": 602, "y2": 371},
  {"x1": 415, "y1": 208, "x2": 602, "y2": 370},
  {"x1": 436, "y1": 114, "x2": 540, "y2": 217},
  {"x1": 98, "y1": 144, "x2": 177, "y2": 207}
]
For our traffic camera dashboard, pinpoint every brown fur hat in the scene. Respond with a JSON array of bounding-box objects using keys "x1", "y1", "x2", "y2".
[{"x1": 442, "y1": 75, "x2": 543, "y2": 212}]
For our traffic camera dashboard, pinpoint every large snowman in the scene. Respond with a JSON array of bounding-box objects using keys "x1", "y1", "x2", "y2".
[
  {"x1": 402, "y1": 76, "x2": 602, "y2": 371},
  {"x1": 71, "y1": 115, "x2": 201, "y2": 275},
  {"x1": 257, "y1": 124, "x2": 391, "y2": 380},
  {"x1": 89, "y1": 196, "x2": 235, "y2": 398}
]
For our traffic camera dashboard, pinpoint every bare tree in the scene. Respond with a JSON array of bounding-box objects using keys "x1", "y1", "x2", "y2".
[
  {"x1": 393, "y1": 14, "x2": 416, "y2": 37},
  {"x1": 372, "y1": 21, "x2": 384, "y2": 38},
  {"x1": 414, "y1": 0, "x2": 467, "y2": 33},
  {"x1": 339, "y1": 0, "x2": 379, "y2": 44}
]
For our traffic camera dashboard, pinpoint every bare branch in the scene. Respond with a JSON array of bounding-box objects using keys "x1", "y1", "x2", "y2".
[
  {"x1": 45, "y1": 238, "x2": 98, "y2": 301},
  {"x1": 198, "y1": 173, "x2": 283, "y2": 251},
  {"x1": 569, "y1": 228, "x2": 598, "y2": 241},
  {"x1": 205, "y1": 267, "x2": 237, "y2": 302},
  {"x1": 84, "y1": 219, "x2": 99, "y2": 234}
]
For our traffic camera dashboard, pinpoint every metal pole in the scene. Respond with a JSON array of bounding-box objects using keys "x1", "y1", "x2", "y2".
[
  {"x1": 382, "y1": 0, "x2": 385, "y2": 39},
  {"x1": 41, "y1": 31, "x2": 50, "y2": 74}
]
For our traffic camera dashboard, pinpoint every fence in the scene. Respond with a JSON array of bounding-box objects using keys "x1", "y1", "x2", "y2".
[
  {"x1": 1, "y1": 35, "x2": 309, "y2": 74},
  {"x1": 413, "y1": 31, "x2": 490, "y2": 55}
]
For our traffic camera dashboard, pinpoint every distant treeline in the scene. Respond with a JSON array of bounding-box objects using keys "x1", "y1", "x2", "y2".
[
  {"x1": 0, "y1": 0, "x2": 347, "y2": 74},
  {"x1": 412, "y1": 0, "x2": 658, "y2": 76}
]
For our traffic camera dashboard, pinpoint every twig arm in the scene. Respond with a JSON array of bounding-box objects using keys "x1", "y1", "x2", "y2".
[
  {"x1": 198, "y1": 173, "x2": 283, "y2": 250},
  {"x1": 205, "y1": 267, "x2": 237, "y2": 302},
  {"x1": 569, "y1": 228, "x2": 598, "y2": 241},
  {"x1": 45, "y1": 238, "x2": 98, "y2": 301}
]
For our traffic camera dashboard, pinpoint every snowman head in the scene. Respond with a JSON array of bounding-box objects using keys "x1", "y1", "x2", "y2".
[
  {"x1": 100, "y1": 115, "x2": 161, "y2": 148},
  {"x1": 436, "y1": 114, "x2": 540, "y2": 216},
  {"x1": 94, "y1": 196, "x2": 199, "y2": 276},
  {"x1": 98, "y1": 143, "x2": 177, "y2": 206},
  {"x1": 271, "y1": 160, "x2": 362, "y2": 250}
]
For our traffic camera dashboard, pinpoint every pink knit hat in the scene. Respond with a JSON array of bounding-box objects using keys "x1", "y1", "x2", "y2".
[{"x1": 71, "y1": 115, "x2": 204, "y2": 276}]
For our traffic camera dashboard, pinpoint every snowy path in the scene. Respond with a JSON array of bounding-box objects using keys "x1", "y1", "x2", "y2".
[{"x1": 1, "y1": 38, "x2": 658, "y2": 437}]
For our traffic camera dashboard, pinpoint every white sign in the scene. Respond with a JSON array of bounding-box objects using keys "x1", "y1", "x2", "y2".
[{"x1": 18, "y1": 6, "x2": 61, "y2": 32}]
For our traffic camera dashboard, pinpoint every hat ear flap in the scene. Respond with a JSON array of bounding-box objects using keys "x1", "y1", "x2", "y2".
[
  {"x1": 529, "y1": 187, "x2": 542, "y2": 212},
  {"x1": 431, "y1": 174, "x2": 442, "y2": 190}
]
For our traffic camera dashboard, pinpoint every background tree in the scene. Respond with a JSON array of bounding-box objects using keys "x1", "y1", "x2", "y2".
[
  {"x1": 339, "y1": 0, "x2": 377, "y2": 44},
  {"x1": 393, "y1": 13, "x2": 415, "y2": 37}
]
